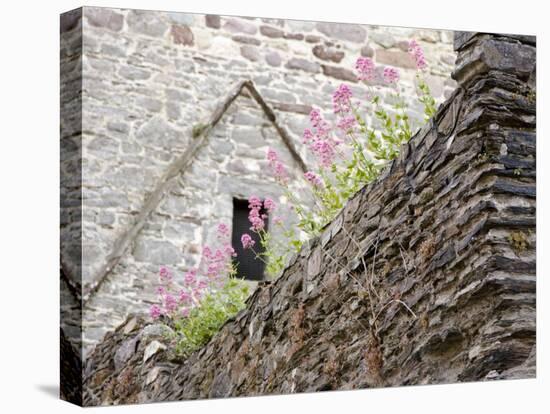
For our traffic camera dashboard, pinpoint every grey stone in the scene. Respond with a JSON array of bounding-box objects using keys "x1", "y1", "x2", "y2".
[
  {"x1": 106, "y1": 121, "x2": 129, "y2": 134},
  {"x1": 321, "y1": 65, "x2": 357, "y2": 82},
  {"x1": 98, "y1": 212, "x2": 115, "y2": 226},
  {"x1": 231, "y1": 128, "x2": 264, "y2": 148},
  {"x1": 305, "y1": 35, "x2": 321, "y2": 43},
  {"x1": 86, "y1": 8, "x2": 123, "y2": 32},
  {"x1": 312, "y1": 45, "x2": 345, "y2": 63},
  {"x1": 260, "y1": 25, "x2": 284, "y2": 38},
  {"x1": 265, "y1": 51, "x2": 282, "y2": 67},
  {"x1": 286, "y1": 20, "x2": 316, "y2": 32},
  {"x1": 61, "y1": 9, "x2": 81, "y2": 33},
  {"x1": 316, "y1": 22, "x2": 366, "y2": 43},
  {"x1": 135, "y1": 117, "x2": 180, "y2": 148},
  {"x1": 285, "y1": 58, "x2": 320, "y2": 74},
  {"x1": 114, "y1": 335, "x2": 139, "y2": 371},
  {"x1": 361, "y1": 45, "x2": 375, "y2": 57},
  {"x1": 370, "y1": 31, "x2": 396, "y2": 48},
  {"x1": 284, "y1": 33, "x2": 304, "y2": 41},
  {"x1": 127, "y1": 10, "x2": 169, "y2": 37},
  {"x1": 223, "y1": 18, "x2": 257, "y2": 35},
  {"x1": 119, "y1": 66, "x2": 151, "y2": 81},
  {"x1": 205, "y1": 15, "x2": 221, "y2": 29},
  {"x1": 137, "y1": 97, "x2": 163, "y2": 112},
  {"x1": 100, "y1": 43, "x2": 126, "y2": 58},
  {"x1": 232, "y1": 35, "x2": 261, "y2": 46},
  {"x1": 375, "y1": 49, "x2": 416, "y2": 69},
  {"x1": 259, "y1": 88, "x2": 296, "y2": 103},
  {"x1": 167, "y1": 12, "x2": 195, "y2": 26},
  {"x1": 133, "y1": 238, "x2": 181, "y2": 265},
  {"x1": 143, "y1": 340, "x2": 166, "y2": 363},
  {"x1": 240, "y1": 45, "x2": 260, "y2": 62}
]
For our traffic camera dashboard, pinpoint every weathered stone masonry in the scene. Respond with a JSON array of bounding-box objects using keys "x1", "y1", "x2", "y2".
[
  {"x1": 81, "y1": 32, "x2": 536, "y2": 406},
  {"x1": 60, "y1": 7, "x2": 459, "y2": 352}
]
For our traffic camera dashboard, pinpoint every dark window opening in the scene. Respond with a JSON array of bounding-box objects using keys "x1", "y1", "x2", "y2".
[{"x1": 231, "y1": 198, "x2": 268, "y2": 281}]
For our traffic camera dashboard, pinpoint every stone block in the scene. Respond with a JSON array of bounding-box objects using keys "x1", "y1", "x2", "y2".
[
  {"x1": 265, "y1": 51, "x2": 282, "y2": 67},
  {"x1": 240, "y1": 45, "x2": 260, "y2": 62},
  {"x1": 375, "y1": 49, "x2": 416, "y2": 69},
  {"x1": 260, "y1": 25, "x2": 284, "y2": 38},
  {"x1": 321, "y1": 65, "x2": 358, "y2": 82},
  {"x1": 316, "y1": 22, "x2": 366, "y2": 43},
  {"x1": 312, "y1": 45, "x2": 345, "y2": 63},
  {"x1": 223, "y1": 18, "x2": 258, "y2": 35},
  {"x1": 171, "y1": 25, "x2": 194, "y2": 46},
  {"x1": 85, "y1": 8, "x2": 123, "y2": 32},
  {"x1": 133, "y1": 238, "x2": 181, "y2": 265},
  {"x1": 285, "y1": 58, "x2": 320, "y2": 74},
  {"x1": 205, "y1": 15, "x2": 221, "y2": 29},
  {"x1": 127, "y1": 10, "x2": 169, "y2": 37}
]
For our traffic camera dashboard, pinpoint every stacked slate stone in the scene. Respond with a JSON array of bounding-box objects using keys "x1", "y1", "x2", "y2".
[{"x1": 82, "y1": 32, "x2": 535, "y2": 406}]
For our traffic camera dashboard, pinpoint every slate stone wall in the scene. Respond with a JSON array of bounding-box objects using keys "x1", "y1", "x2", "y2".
[
  {"x1": 62, "y1": 6, "x2": 458, "y2": 351},
  {"x1": 82, "y1": 32, "x2": 536, "y2": 406}
]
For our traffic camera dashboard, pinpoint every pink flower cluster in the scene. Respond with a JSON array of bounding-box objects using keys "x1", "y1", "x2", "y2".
[
  {"x1": 267, "y1": 148, "x2": 289, "y2": 185},
  {"x1": 304, "y1": 171, "x2": 323, "y2": 188},
  {"x1": 355, "y1": 57, "x2": 376, "y2": 82},
  {"x1": 336, "y1": 115, "x2": 357, "y2": 133},
  {"x1": 241, "y1": 195, "x2": 282, "y2": 250},
  {"x1": 383, "y1": 67, "x2": 400, "y2": 84},
  {"x1": 241, "y1": 233, "x2": 255, "y2": 249},
  {"x1": 149, "y1": 223, "x2": 236, "y2": 320},
  {"x1": 303, "y1": 109, "x2": 339, "y2": 168},
  {"x1": 332, "y1": 84, "x2": 353, "y2": 114},
  {"x1": 408, "y1": 40, "x2": 427, "y2": 71},
  {"x1": 248, "y1": 195, "x2": 267, "y2": 232}
]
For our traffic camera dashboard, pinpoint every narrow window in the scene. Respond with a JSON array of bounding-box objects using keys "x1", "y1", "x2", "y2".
[{"x1": 231, "y1": 198, "x2": 267, "y2": 281}]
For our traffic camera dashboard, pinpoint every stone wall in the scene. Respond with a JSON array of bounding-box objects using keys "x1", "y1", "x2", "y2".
[
  {"x1": 60, "y1": 6, "x2": 458, "y2": 352},
  {"x1": 82, "y1": 32, "x2": 536, "y2": 406}
]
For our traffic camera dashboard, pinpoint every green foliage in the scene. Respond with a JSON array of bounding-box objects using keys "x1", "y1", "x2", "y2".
[{"x1": 172, "y1": 278, "x2": 249, "y2": 357}]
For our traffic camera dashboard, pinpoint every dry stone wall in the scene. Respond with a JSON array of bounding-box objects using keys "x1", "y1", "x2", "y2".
[
  {"x1": 82, "y1": 32, "x2": 536, "y2": 406},
  {"x1": 61, "y1": 6, "x2": 458, "y2": 351}
]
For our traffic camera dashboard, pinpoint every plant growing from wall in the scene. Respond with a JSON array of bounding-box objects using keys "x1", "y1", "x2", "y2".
[
  {"x1": 243, "y1": 39, "x2": 437, "y2": 279},
  {"x1": 150, "y1": 223, "x2": 249, "y2": 357}
]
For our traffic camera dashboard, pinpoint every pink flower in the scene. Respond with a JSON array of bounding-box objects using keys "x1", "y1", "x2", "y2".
[
  {"x1": 159, "y1": 266, "x2": 172, "y2": 282},
  {"x1": 203, "y1": 246, "x2": 213, "y2": 260},
  {"x1": 337, "y1": 115, "x2": 356, "y2": 133},
  {"x1": 263, "y1": 197, "x2": 276, "y2": 213},
  {"x1": 241, "y1": 233, "x2": 255, "y2": 249},
  {"x1": 273, "y1": 216, "x2": 283, "y2": 225},
  {"x1": 192, "y1": 288, "x2": 204, "y2": 301},
  {"x1": 266, "y1": 148, "x2": 289, "y2": 185},
  {"x1": 332, "y1": 84, "x2": 353, "y2": 114},
  {"x1": 184, "y1": 270, "x2": 197, "y2": 286},
  {"x1": 311, "y1": 139, "x2": 336, "y2": 168},
  {"x1": 408, "y1": 39, "x2": 427, "y2": 71},
  {"x1": 224, "y1": 244, "x2": 236, "y2": 257},
  {"x1": 179, "y1": 290, "x2": 191, "y2": 303},
  {"x1": 181, "y1": 307, "x2": 190, "y2": 317},
  {"x1": 383, "y1": 67, "x2": 400, "y2": 84},
  {"x1": 248, "y1": 195, "x2": 265, "y2": 231},
  {"x1": 149, "y1": 304, "x2": 162, "y2": 320},
  {"x1": 217, "y1": 223, "x2": 230, "y2": 238},
  {"x1": 304, "y1": 171, "x2": 323, "y2": 188},
  {"x1": 355, "y1": 57, "x2": 376, "y2": 81},
  {"x1": 197, "y1": 280, "x2": 208, "y2": 290},
  {"x1": 163, "y1": 293, "x2": 178, "y2": 313},
  {"x1": 303, "y1": 128, "x2": 314, "y2": 144},
  {"x1": 156, "y1": 286, "x2": 166, "y2": 296}
]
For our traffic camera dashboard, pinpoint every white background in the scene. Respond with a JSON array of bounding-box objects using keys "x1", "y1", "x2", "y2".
[{"x1": 0, "y1": 0, "x2": 547, "y2": 412}]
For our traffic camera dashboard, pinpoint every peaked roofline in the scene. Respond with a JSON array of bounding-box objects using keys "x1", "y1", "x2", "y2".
[{"x1": 82, "y1": 80, "x2": 309, "y2": 304}]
